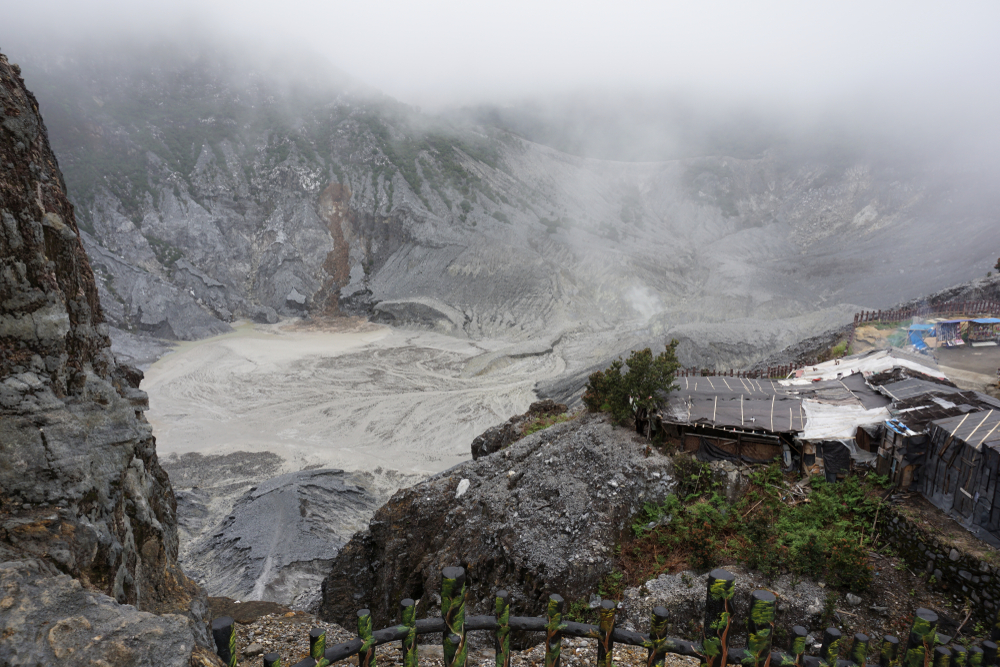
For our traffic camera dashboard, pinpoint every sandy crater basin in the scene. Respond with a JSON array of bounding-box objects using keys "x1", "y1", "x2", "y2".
[{"x1": 144, "y1": 319, "x2": 561, "y2": 477}]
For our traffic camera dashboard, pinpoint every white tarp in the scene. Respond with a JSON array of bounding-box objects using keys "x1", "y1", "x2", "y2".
[
  {"x1": 800, "y1": 398, "x2": 891, "y2": 440},
  {"x1": 782, "y1": 348, "x2": 944, "y2": 385}
]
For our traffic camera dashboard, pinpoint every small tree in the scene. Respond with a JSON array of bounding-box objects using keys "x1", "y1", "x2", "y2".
[{"x1": 583, "y1": 340, "x2": 680, "y2": 428}]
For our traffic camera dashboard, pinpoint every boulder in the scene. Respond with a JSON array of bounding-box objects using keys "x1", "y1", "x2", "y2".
[{"x1": 319, "y1": 413, "x2": 674, "y2": 635}]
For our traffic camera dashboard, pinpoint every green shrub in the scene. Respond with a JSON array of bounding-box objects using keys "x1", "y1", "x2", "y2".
[
  {"x1": 583, "y1": 341, "x2": 680, "y2": 426},
  {"x1": 621, "y1": 466, "x2": 880, "y2": 590}
]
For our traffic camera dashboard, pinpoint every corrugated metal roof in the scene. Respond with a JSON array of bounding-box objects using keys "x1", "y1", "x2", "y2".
[
  {"x1": 877, "y1": 378, "x2": 963, "y2": 402},
  {"x1": 933, "y1": 410, "x2": 1000, "y2": 449}
]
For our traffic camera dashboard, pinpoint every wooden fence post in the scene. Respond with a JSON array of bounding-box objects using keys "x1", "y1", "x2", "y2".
[
  {"x1": 311, "y1": 628, "x2": 330, "y2": 666},
  {"x1": 701, "y1": 569, "x2": 735, "y2": 667},
  {"x1": 820, "y1": 628, "x2": 842, "y2": 666},
  {"x1": 358, "y1": 609, "x2": 376, "y2": 667},
  {"x1": 952, "y1": 644, "x2": 968, "y2": 667},
  {"x1": 746, "y1": 591, "x2": 776, "y2": 667},
  {"x1": 495, "y1": 591, "x2": 510, "y2": 667},
  {"x1": 934, "y1": 646, "x2": 952, "y2": 667},
  {"x1": 648, "y1": 606, "x2": 669, "y2": 667},
  {"x1": 264, "y1": 653, "x2": 281, "y2": 667},
  {"x1": 442, "y1": 567, "x2": 467, "y2": 667},
  {"x1": 880, "y1": 635, "x2": 899, "y2": 667},
  {"x1": 981, "y1": 640, "x2": 997, "y2": 667},
  {"x1": 211, "y1": 616, "x2": 237, "y2": 667},
  {"x1": 596, "y1": 599, "x2": 617, "y2": 667},
  {"x1": 905, "y1": 608, "x2": 938, "y2": 667},
  {"x1": 545, "y1": 594, "x2": 565, "y2": 667},
  {"x1": 790, "y1": 625, "x2": 808, "y2": 666},
  {"x1": 967, "y1": 644, "x2": 984, "y2": 667},
  {"x1": 401, "y1": 598, "x2": 418, "y2": 667},
  {"x1": 851, "y1": 633, "x2": 870, "y2": 666}
]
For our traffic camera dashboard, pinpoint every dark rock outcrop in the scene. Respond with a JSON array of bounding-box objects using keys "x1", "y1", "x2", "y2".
[
  {"x1": 0, "y1": 52, "x2": 219, "y2": 664},
  {"x1": 319, "y1": 413, "x2": 674, "y2": 634},
  {"x1": 471, "y1": 399, "x2": 568, "y2": 459}
]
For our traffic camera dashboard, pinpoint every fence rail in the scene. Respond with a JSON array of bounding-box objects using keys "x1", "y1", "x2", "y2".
[{"x1": 210, "y1": 566, "x2": 1000, "y2": 667}]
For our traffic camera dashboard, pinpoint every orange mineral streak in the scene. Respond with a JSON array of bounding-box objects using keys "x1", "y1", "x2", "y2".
[{"x1": 316, "y1": 183, "x2": 355, "y2": 316}]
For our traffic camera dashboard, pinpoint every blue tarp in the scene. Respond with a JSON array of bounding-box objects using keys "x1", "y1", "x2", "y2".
[
  {"x1": 972, "y1": 318, "x2": 1000, "y2": 324},
  {"x1": 909, "y1": 324, "x2": 936, "y2": 331},
  {"x1": 885, "y1": 418, "x2": 910, "y2": 435},
  {"x1": 909, "y1": 330, "x2": 930, "y2": 351}
]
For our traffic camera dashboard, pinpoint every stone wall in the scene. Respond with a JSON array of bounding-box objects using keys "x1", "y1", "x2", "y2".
[{"x1": 879, "y1": 508, "x2": 999, "y2": 622}]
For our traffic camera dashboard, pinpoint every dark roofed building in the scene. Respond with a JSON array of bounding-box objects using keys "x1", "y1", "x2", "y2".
[{"x1": 921, "y1": 409, "x2": 1000, "y2": 545}]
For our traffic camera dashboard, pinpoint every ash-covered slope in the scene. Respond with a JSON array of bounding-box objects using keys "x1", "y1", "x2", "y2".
[
  {"x1": 12, "y1": 40, "x2": 1000, "y2": 373},
  {"x1": 0, "y1": 52, "x2": 220, "y2": 666}
]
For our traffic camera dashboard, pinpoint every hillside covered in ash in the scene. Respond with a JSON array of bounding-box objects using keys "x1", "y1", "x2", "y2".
[{"x1": 9, "y1": 38, "x2": 999, "y2": 385}]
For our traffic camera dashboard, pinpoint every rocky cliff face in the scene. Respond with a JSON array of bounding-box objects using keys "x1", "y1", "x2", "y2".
[
  {"x1": 0, "y1": 51, "x2": 219, "y2": 665},
  {"x1": 12, "y1": 42, "x2": 999, "y2": 381},
  {"x1": 318, "y1": 413, "x2": 674, "y2": 635}
]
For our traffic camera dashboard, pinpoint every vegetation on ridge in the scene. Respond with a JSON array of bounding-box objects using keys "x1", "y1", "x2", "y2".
[{"x1": 583, "y1": 341, "x2": 681, "y2": 427}]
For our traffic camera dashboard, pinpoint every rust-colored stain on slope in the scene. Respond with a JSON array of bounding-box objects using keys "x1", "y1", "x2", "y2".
[{"x1": 316, "y1": 183, "x2": 354, "y2": 316}]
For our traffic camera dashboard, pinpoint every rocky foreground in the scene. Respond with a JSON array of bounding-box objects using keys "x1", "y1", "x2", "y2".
[
  {"x1": 319, "y1": 412, "x2": 675, "y2": 630},
  {"x1": 0, "y1": 51, "x2": 220, "y2": 665}
]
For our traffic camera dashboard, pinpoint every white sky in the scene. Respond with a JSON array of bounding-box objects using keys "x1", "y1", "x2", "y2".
[{"x1": 6, "y1": 0, "x2": 1000, "y2": 111}]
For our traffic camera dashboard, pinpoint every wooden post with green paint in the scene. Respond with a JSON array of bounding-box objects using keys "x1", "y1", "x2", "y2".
[
  {"x1": 311, "y1": 627, "x2": 331, "y2": 667},
  {"x1": 596, "y1": 599, "x2": 617, "y2": 667},
  {"x1": 952, "y1": 645, "x2": 968, "y2": 667},
  {"x1": 211, "y1": 616, "x2": 237, "y2": 667},
  {"x1": 493, "y1": 591, "x2": 510, "y2": 667},
  {"x1": 790, "y1": 626, "x2": 809, "y2": 666},
  {"x1": 880, "y1": 636, "x2": 900, "y2": 667},
  {"x1": 820, "y1": 628, "x2": 843, "y2": 666},
  {"x1": 442, "y1": 567, "x2": 468, "y2": 667},
  {"x1": 746, "y1": 590, "x2": 776, "y2": 667},
  {"x1": 495, "y1": 590, "x2": 511, "y2": 667},
  {"x1": 850, "y1": 633, "x2": 869, "y2": 667},
  {"x1": 701, "y1": 569, "x2": 735, "y2": 667},
  {"x1": 401, "y1": 598, "x2": 418, "y2": 667},
  {"x1": 981, "y1": 641, "x2": 997, "y2": 667},
  {"x1": 904, "y1": 609, "x2": 939, "y2": 667},
  {"x1": 648, "y1": 606, "x2": 669, "y2": 667},
  {"x1": 263, "y1": 653, "x2": 281, "y2": 667},
  {"x1": 545, "y1": 594, "x2": 566, "y2": 667},
  {"x1": 967, "y1": 645, "x2": 984, "y2": 667},
  {"x1": 933, "y1": 646, "x2": 952, "y2": 667},
  {"x1": 358, "y1": 608, "x2": 377, "y2": 667}
]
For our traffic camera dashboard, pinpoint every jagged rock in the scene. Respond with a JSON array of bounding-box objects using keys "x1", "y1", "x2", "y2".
[
  {"x1": 708, "y1": 460, "x2": 750, "y2": 504},
  {"x1": 471, "y1": 399, "x2": 568, "y2": 459},
  {"x1": 319, "y1": 413, "x2": 675, "y2": 636},
  {"x1": 0, "y1": 51, "x2": 215, "y2": 661},
  {"x1": 0, "y1": 559, "x2": 224, "y2": 667}
]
